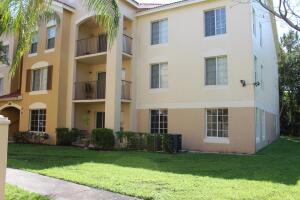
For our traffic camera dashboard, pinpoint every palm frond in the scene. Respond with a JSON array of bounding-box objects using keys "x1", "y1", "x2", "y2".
[{"x1": 84, "y1": 0, "x2": 120, "y2": 46}]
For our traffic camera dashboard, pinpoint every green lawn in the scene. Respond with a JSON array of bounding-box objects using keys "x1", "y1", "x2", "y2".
[
  {"x1": 7, "y1": 137, "x2": 300, "y2": 200},
  {"x1": 5, "y1": 184, "x2": 49, "y2": 200}
]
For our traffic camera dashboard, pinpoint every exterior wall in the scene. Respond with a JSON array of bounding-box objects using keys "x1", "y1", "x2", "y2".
[
  {"x1": 137, "y1": 107, "x2": 256, "y2": 154},
  {"x1": 135, "y1": 0, "x2": 254, "y2": 110}
]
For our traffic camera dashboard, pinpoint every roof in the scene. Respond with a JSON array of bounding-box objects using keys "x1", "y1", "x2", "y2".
[{"x1": 0, "y1": 91, "x2": 22, "y2": 101}]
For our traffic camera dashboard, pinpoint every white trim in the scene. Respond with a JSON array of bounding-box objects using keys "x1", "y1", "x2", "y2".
[
  {"x1": 0, "y1": 103, "x2": 22, "y2": 111},
  {"x1": 136, "y1": 0, "x2": 206, "y2": 17},
  {"x1": 44, "y1": 48, "x2": 55, "y2": 54},
  {"x1": 29, "y1": 90, "x2": 48, "y2": 96},
  {"x1": 203, "y1": 137, "x2": 230, "y2": 144},
  {"x1": 28, "y1": 53, "x2": 38, "y2": 58},
  {"x1": 31, "y1": 61, "x2": 49, "y2": 70},
  {"x1": 73, "y1": 99, "x2": 105, "y2": 103},
  {"x1": 29, "y1": 102, "x2": 47, "y2": 109},
  {"x1": 136, "y1": 101, "x2": 255, "y2": 109}
]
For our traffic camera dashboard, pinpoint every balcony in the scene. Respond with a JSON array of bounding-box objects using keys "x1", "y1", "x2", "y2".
[
  {"x1": 74, "y1": 80, "x2": 131, "y2": 101},
  {"x1": 76, "y1": 34, "x2": 107, "y2": 57},
  {"x1": 74, "y1": 80, "x2": 105, "y2": 101},
  {"x1": 121, "y1": 80, "x2": 131, "y2": 100},
  {"x1": 123, "y1": 34, "x2": 132, "y2": 55}
]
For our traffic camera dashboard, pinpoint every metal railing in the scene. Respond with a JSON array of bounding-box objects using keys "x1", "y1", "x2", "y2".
[
  {"x1": 121, "y1": 80, "x2": 131, "y2": 100},
  {"x1": 123, "y1": 34, "x2": 132, "y2": 55},
  {"x1": 77, "y1": 34, "x2": 107, "y2": 57},
  {"x1": 74, "y1": 80, "x2": 106, "y2": 100}
]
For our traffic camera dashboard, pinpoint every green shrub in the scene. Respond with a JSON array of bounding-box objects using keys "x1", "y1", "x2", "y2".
[
  {"x1": 147, "y1": 134, "x2": 163, "y2": 152},
  {"x1": 116, "y1": 131, "x2": 148, "y2": 150},
  {"x1": 91, "y1": 128, "x2": 115, "y2": 150},
  {"x1": 56, "y1": 128, "x2": 76, "y2": 146},
  {"x1": 15, "y1": 131, "x2": 49, "y2": 144},
  {"x1": 162, "y1": 134, "x2": 173, "y2": 153}
]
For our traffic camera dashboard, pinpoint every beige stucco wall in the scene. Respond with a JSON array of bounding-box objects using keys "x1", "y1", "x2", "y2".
[
  {"x1": 138, "y1": 107, "x2": 256, "y2": 154},
  {"x1": 135, "y1": 0, "x2": 254, "y2": 110},
  {"x1": 0, "y1": 116, "x2": 10, "y2": 200}
]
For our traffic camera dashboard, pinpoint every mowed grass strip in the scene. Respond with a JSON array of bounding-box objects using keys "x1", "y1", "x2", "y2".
[
  {"x1": 5, "y1": 184, "x2": 49, "y2": 200},
  {"x1": 7, "y1": 137, "x2": 300, "y2": 200}
]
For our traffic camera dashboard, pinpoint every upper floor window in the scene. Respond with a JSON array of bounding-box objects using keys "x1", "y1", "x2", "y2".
[
  {"x1": 1, "y1": 45, "x2": 9, "y2": 63},
  {"x1": 259, "y1": 22, "x2": 263, "y2": 46},
  {"x1": 30, "y1": 109, "x2": 46, "y2": 132},
  {"x1": 0, "y1": 78, "x2": 4, "y2": 96},
  {"x1": 46, "y1": 20, "x2": 56, "y2": 49},
  {"x1": 205, "y1": 56, "x2": 228, "y2": 85},
  {"x1": 252, "y1": 8, "x2": 256, "y2": 36},
  {"x1": 30, "y1": 32, "x2": 38, "y2": 54},
  {"x1": 151, "y1": 19, "x2": 168, "y2": 45},
  {"x1": 32, "y1": 67, "x2": 48, "y2": 91},
  {"x1": 206, "y1": 108, "x2": 228, "y2": 138},
  {"x1": 205, "y1": 8, "x2": 226, "y2": 37},
  {"x1": 150, "y1": 109, "x2": 168, "y2": 134},
  {"x1": 151, "y1": 63, "x2": 168, "y2": 89}
]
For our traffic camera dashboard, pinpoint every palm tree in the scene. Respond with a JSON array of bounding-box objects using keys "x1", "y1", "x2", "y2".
[{"x1": 0, "y1": 0, "x2": 120, "y2": 75}]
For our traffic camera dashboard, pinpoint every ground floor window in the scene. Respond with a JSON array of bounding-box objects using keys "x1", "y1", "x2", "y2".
[
  {"x1": 150, "y1": 109, "x2": 168, "y2": 134},
  {"x1": 256, "y1": 108, "x2": 266, "y2": 143},
  {"x1": 206, "y1": 108, "x2": 228, "y2": 138},
  {"x1": 30, "y1": 109, "x2": 46, "y2": 132},
  {"x1": 96, "y1": 112, "x2": 105, "y2": 129}
]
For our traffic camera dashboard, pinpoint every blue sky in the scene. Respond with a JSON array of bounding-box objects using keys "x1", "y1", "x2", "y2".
[{"x1": 137, "y1": 0, "x2": 299, "y2": 38}]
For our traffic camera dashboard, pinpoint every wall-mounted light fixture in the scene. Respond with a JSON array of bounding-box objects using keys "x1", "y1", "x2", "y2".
[{"x1": 240, "y1": 80, "x2": 260, "y2": 87}]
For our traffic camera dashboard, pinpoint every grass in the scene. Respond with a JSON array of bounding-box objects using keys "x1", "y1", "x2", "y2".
[
  {"x1": 7, "y1": 137, "x2": 300, "y2": 200},
  {"x1": 5, "y1": 184, "x2": 49, "y2": 200}
]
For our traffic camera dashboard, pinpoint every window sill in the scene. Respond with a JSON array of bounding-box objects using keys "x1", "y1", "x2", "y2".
[
  {"x1": 150, "y1": 43, "x2": 168, "y2": 48},
  {"x1": 45, "y1": 48, "x2": 55, "y2": 53},
  {"x1": 204, "y1": 85, "x2": 228, "y2": 90},
  {"x1": 149, "y1": 88, "x2": 168, "y2": 93},
  {"x1": 28, "y1": 53, "x2": 37, "y2": 57},
  {"x1": 204, "y1": 33, "x2": 227, "y2": 40},
  {"x1": 203, "y1": 137, "x2": 230, "y2": 144},
  {"x1": 29, "y1": 90, "x2": 48, "y2": 96}
]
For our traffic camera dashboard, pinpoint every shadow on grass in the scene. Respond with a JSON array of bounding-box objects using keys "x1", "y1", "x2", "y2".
[{"x1": 7, "y1": 137, "x2": 300, "y2": 186}]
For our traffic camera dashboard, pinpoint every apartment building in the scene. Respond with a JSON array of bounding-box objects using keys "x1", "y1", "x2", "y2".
[{"x1": 0, "y1": 0, "x2": 280, "y2": 154}]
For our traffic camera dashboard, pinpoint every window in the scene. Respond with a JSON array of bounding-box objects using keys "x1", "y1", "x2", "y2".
[
  {"x1": 96, "y1": 112, "x2": 105, "y2": 129},
  {"x1": 46, "y1": 21, "x2": 56, "y2": 49},
  {"x1": 260, "y1": 65, "x2": 264, "y2": 88},
  {"x1": 1, "y1": 45, "x2": 9, "y2": 63},
  {"x1": 252, "y1": 8, "x2": 256, "y2": 36},
  {"x1": 151, "y1": 63, "x2": 168, "y2": 89},
  {"x1": 30, "y1": 32, "x2": 38, "y2": 54},
  {"x1": 205, "y1": 56, "x2": 228, "y2": 85},
  {"x1": 30, "y1": 109, "x2": 46, "y2": 132},
  {"x1": 150, "y1": 109, "x2": 168, "y2": 134},
  {"x1": 32, "y1": 68, "x2": 48, "y2": 91},
  {"x1": 254, "y1": 56, "x2": 258, "y2": 83},
  {"x1": 205, "y1": 8, "x2": 226, "y2": 37},
  {"x1": 0, "y1": 78, "x2": 3, "y2": 96},
  {"x1": 256, "y1": 109, "x2": 265, "y2": 143},
  {"x1": 151, "y1": 19, "x2": 168, "y2": 45},
  {"x1": 206, "y1": 109, "x2": 228, "y2": 138},
  {"x1": 259, "y1": 22, "x2": 263, "y2": 46}
]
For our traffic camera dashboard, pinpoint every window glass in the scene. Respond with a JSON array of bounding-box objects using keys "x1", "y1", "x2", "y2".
[
  {"x1": 30, "y1": 109, "x2": 46, "y2": 132},
  {"x1": 151, "y1": 63, "x2": 168, "y2": 89},
  {"x1": 151, "y1": 19, "x2": 168, "y2": 45},
  {"x1": 96, "y1": 112, "x2": 105, "y2": 129},
  {"x1": 30, "y1": 32, "x2": 38, "y2": 54},
  {"x1": 151, "y1": 109, "x2": 168, "y2": 134},
  {"x1": 205, "y1": 8, "x2": 226, "y2": 37},
  {"x1": 47, "y1": 26, "x2": 56, "y2": 49},
  {"x1": 32, "y1": 68, "x2": 48, "y2": 91},
  {"x1": 207, "y1": 109, "x2": 228, "y2": 138},
  {"x1": 205, "y1": 56, "x2": 227, "y2": 85}
]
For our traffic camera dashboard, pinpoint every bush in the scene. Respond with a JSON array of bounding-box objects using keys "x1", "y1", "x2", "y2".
[
  {"x1": 15, "y1": 131, "x2": 49, "y2": 144},
  {"x1": 116, "y1": 131, "x2": 147, "y2": 150},
  {"x1": 91, "y1": 128, "x2": 115, "y2": 150},
  {"x1": 147, "y1": 133, "x2": 163, "y2": 152},
  {"x1": 56, "y1": 128, "x2": 77, "y2": 146}
]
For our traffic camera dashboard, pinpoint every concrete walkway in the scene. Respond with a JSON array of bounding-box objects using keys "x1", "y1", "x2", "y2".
[{"x1": 6, "y1": 168, "x2": 139, "y2": 200}]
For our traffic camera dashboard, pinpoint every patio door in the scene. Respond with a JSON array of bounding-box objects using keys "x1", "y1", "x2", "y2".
[
  {"x1": 96, "y1": 112, "x2": 105, "y2": 129},
  {"x1": 97, "y1": 72, "x2": 106, "y2": 99}
]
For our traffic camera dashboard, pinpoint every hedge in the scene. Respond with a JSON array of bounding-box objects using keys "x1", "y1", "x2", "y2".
[
  {"x1": 56, "y1": 128, "x2": 79, "y2": 146},
  {"x1": 91, "y1": 128, "x2": 115, "y2": 150}
]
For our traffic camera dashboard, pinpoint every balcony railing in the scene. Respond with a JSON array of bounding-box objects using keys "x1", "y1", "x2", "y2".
[
  {"x1": 121, "y1": 80, "x2": 131, "y2": 100},
  {"x1": 74, "y1": 80, "x2": 105, "y2": 100},
  {"x1": 77, "y1": 34, "x2": 107, "y2": 57},
  {"x1": 123, "y1": 34, "x2": 132, "y2": 55}
]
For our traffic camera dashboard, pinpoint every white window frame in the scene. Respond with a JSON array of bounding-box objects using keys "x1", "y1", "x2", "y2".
[
  {"x1": 260, "y1": 65, "x2": 264, "y2": 89},
  {"x1": 30, "y1": 31, "x2": 39, "y2": 55},
  {"x1": 150, "y1": 109, "x2": 168, "y2": 134},
  {"x1": 206, "y1": 108, "x2": 229, "y2": 139},
  {"x1": 31, "y1": 67, "x2": 48, "y2": 92},
  {"x1": 252, "y1": 8, "x2": 256, "y2": 36},
  {"x1": 204, "y1": 7, "x2": 226, "y2": 37},
  {"x1": 29, "y1": 109, "x2": 46, "y2": 133},
  {"x1": 150, "y1": 62, "x2": 168, "y2": 89},
  {"x1": 151, "y1": 18, "x2": 168, "y2": 45},
  {"x1": 205, "y1": 56, "x2": 228, "y2": 86},
  {"x1": 46, "y1": 20, "x2": 57, "y2": 50},
  {"x1": 259, "y1": 22, "x2": 263, "y2": 47}
]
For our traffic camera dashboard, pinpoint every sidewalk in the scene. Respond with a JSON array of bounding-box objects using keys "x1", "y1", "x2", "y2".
[{"x1": 6, "y1": 168, "x2": 139, "y2": 200}]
